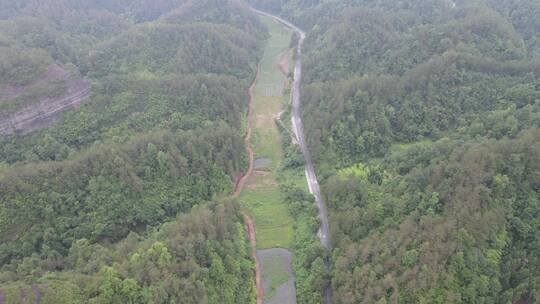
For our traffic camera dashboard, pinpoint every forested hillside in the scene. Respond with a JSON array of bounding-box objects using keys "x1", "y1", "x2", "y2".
[
  {"x1": 0, "y1": 0, "x2": 265, "y2": 160},
  {"x1": 250, "y1": 0, "x2": 540, "y2": 303},
  {"x1": 1, "y1": 202, "x2": 255, "y2": 303},
  {"x1": 2, "y1": 0, "x2": 539, "y2": 302},
  {"x1": 0, "y1": 0, "x2": 265, "y2": 302}
]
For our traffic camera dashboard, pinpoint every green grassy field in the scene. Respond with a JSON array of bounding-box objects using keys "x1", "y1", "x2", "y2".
[
  {"x1": 240, "y1": 179, "x2": 294, "y2": 248},
  {"x1": 238, "y1": 16, "x2": 294, "y2": 249}
]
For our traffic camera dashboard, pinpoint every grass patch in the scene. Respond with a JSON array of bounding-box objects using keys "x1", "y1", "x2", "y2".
[
  {"x1": 338, "y1": 163, "x2": 370, "y2": 179},
  {"x1": 389, "y1": 139, "x2": 433, "y2": 154},
  {"x1": 239, "y1": 174, "x2": 294, "y2": 248},
  {"x1": 254, "y1": 17, "x2": 292, "y2": 97},
  {"x1": 278, "y1": 166, "x2": 310, "y2": 192}
]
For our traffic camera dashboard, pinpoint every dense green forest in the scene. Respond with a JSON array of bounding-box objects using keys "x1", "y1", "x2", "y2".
[
  {"x1": 0, "y1": 0, "x2": 265, "y2": 162},
  {"x1": 251, "y1": 0, "x2": 539, "y2": 303},
  {"x1": 0, "y1": 202, "x2": 255, "y2": 303},
  {"x1": 0, "y1": 0, "x2": 266, "y2": 302},
  {"x1": 2, "y1": 0, "x2": 539, "y2": 302}
]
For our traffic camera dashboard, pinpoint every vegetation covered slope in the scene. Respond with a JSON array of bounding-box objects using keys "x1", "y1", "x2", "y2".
[
  {"x1": 0, "y1": 0, "x2": 266, "y2": 302},
  {"x1": 250, "y1": 0, "x2": 540, "y2": 303},
  {"x1": 0, "y1": 0, "x2": 265, "y2": 160},
  {"x1": 0, "y1": 202, "x2": 255, "y2": 304}
]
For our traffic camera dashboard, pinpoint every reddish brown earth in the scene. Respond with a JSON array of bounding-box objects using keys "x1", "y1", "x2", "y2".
[
  {"x1": 245, "y1": 215, "x2": 264, "y2": 304},
  {"x1": 0, "y1": 64, "x2": 91, "y2": 135},
  {"x1": 233, "y1": 67, "x2": 257, "y2": 197},
  {"x1": 233, "y1": 66, "x2": 263, "y2": 304},
  {"x1": 278, "y1": 51, "x2": 290, "y2": 76}
]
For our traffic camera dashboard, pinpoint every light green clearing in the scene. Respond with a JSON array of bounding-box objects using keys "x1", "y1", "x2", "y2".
[
  {"x1": 338, "y1": 163, "x2": 370, "y2": 179},
  {"x1": 389, "y1": 139, "x2": 434, "y2": 154},
  {"x1": 278, "y1": 166, "x2": 310, "y2": 192},
  {"x1": 239, "y1": 15, "x2": 294, "y2": 249}
]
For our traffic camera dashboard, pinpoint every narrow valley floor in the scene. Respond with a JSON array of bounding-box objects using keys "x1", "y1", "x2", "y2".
[{"x1": 237, "y1": 16, "x2": 297, "y2": 304}]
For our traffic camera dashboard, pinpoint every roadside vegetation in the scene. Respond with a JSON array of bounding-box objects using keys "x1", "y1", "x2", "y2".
[{"x1": 277, "y1": 106, "x2": 328, "y2": 304}]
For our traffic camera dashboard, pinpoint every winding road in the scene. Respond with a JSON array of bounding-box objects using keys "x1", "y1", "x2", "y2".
[{"x1": 252, "y1": 8, "x2": 333, "y2": 303}]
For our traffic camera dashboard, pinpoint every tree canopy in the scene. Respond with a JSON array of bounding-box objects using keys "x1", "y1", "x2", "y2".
[
  {"x1": 249, "y1": 0, "x2": 540, "y2": 302},
  {"x1": 0, "y1": 0, "x2": 266, "y2": 302}
]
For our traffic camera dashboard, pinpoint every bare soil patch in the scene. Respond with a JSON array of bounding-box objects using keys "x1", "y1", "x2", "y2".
[
  {"x1": 278, "y1": 51, "x2": 291, "y2": 76},
  {"x1": 256, "y1": 113, "x2": 278, "y2": 129},
  {"x1": 246, "y1": 216, "x2": 264, "y2": 304},
  {"x1": 0, "y1": 64, "x2": 91, "y2": 135}
]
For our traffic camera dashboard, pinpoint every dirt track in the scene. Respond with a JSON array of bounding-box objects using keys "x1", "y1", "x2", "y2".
[
  {"x1": 233, "y1": 65, "x2": 264, "y2": 304},
  {"x1": 233, "y1": 63, "x2": 258, "y2": 197},
  {"x1": 245, "y1": 215, "x2": 264, "y2": 304}
]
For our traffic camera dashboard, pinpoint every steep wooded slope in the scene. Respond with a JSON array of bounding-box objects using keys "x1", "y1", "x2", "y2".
[
  {"x1": 0, "y1": 1, "x2": 265, "y2": 302},
  {"x1": 250, "y1": 0, "x2": 540, "y2": 303}
]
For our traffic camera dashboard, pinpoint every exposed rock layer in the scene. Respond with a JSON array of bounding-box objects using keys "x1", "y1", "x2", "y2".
[{"x1": 0, "y1": 64, "x2": 91, "y2": 135}]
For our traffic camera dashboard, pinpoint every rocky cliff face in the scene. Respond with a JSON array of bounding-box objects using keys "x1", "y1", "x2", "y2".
[{"x1": 0, "y1": 64, "x2": 91, "y2": 135}]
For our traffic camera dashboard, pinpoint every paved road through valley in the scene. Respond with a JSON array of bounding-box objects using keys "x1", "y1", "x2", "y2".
[{"x1": 252, "y1": 8, "x2": 333, "y2": 304}]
